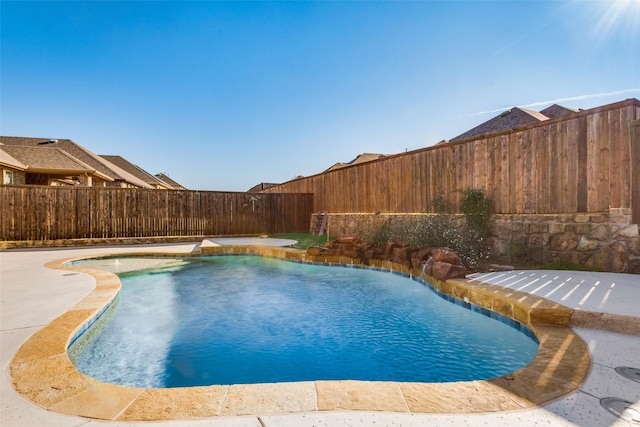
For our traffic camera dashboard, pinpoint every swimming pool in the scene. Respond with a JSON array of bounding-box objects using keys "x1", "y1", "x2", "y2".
[{"x1": 68, "y1": 255, "x2": 538, "y2": 388}]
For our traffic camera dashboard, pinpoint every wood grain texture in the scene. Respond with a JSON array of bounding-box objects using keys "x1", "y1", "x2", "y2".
[
  {"x1": 0, "y1": 187, "x2": 313, "y2": 241},
  {"x1": 264, "y1": 100, "x2": 639, "y2": 216}
]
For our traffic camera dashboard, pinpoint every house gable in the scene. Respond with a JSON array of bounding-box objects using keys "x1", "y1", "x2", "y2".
[
  {"x1": 0, "y1": 146, "x2": 27, "y2": 171},
  {"x1": 539, "y1": 104, "x2": 580, "y2": 119},
  {"x1": 155, "y1": 173, "x2": 186, "y2": 190},
  {"x1": 248, "y1": 182, "x2": 280, "y2": 192},
  {"x1": 451, "y1": 107, "x2": 549, "y2": 142},
  {"x1": 0, "y1": 147, "x2": 28, "y2": 185},
  {"x1": 0, "y1": 136, "x2": 153, "y2": 188},
  {"x1": 100, "y1": 155, "x2": 172, "y2": 189},
  {"x1": 324, "y1": 153, "x2": 386, "y2": 172},
  {"x1": 0, "y1": 145, "x2": 113, "y2": 186}
]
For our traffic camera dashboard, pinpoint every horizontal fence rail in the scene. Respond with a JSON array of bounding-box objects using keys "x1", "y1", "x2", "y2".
[
  {"x1": 0, "y1": 186, "x2": 313, "y2": 241},
  {"x1": 263, "y1": 99, "x2": 640, "y2": 216}
]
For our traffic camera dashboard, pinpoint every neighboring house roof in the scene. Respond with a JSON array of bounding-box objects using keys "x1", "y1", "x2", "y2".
[
  {"x1": 451, "y1": 107, "x2": 549, "y2": 142},
  {"x1": 324, "y1": 153, "x2": 386, "y2": 172},
  {"x1": 0, "y1": 146, "x2": 28, "y2": 170},
  {"x1": 248, "y1": 182, "x2": 280, "y2": 192},
  {"x1": 539, "y1": 104, "x2": 580, "y2": 119},
  {"x1": 0, "y1": 136, "x2": 153, "y2": 188},
  {"x1": 155, "y1": 173, "x2": 186, "y2": 190},
  {"x1": 0, "y1": 145, "x2": 113, "y2": 179},
  {"x1": 100, "y1": 155, "x2": 172, "y2": 189}
]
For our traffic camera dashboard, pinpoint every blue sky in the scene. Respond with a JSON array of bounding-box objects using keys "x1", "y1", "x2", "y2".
[{"x1": 2, "y1": 1, "x2": 639, "y2": 191}]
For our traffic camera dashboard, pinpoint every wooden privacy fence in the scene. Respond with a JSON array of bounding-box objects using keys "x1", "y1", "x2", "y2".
[
  {"x1": 264, "y1": 99, "x2": 640, "y2": 219},
  {"x1": 0, "y1": 186, "x2": 313, "y2": 241}
]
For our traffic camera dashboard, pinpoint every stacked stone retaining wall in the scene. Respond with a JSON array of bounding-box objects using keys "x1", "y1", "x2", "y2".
[
  {"x1": 319, "y1": 210, "x2": 640, "y2": 274},
  {"x1": 492, "y1": 208, "x2": 639, "y2": 273},
  {"x1": 315, "y1": 213, "x2": 467, "y2": 238}
]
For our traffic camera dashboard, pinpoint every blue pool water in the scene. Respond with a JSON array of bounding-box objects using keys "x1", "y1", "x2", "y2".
[{"x1": 68, "y1": 256, "x2": 538, "y2": 388}]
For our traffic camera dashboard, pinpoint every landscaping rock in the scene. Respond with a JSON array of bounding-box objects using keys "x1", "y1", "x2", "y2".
[
  {"x1": 617, "y1": 224, "x2": 639, "y2": 238},
  {"x1": 586, "y1": 242, "x2": 628, "y2": 273},
  {"x1": 488, "y1": 263, "x2": 515, "y2": 271},
  {"x1": 307, "y1": 246, "x2": 323, "y2": 256},
  {"x1": 628, "y1": 258, "x2": 640, "y2": 275},
  {"x1": 588, "y1": 224, "x2": 610, "y2": 241},
  {"x1": 311, "y1": 237, "x2": 468, "y2": 279},
  {"x1": 341, "y1": 248, "x2": 359, "y2": 258},
  {"x1": 336, "y1": 236, "x2": 357, "y2": 244},
  {"x1": 577, "y1": 236, "x2": 601, "y2": 252},
  {"x1": 610, "y1": 242, "x2": 628, "y2": 273},
  {"x1": 431, "y1": 261, "x2": 468, "y2": 280},
  {"x1": 550, "y1": 231, "x2": 578, "y2": 251},
  {"x1": 392, "y1": 244, "x2": 411, "y2": 261},
  {"x1": 432, "y1": 248, "x2": 462, "y2": 265}
]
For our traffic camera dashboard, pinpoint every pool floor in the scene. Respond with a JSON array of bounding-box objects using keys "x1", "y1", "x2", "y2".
[{"x1": 68, "y1": 255, "x2": 539, "y2": 387}]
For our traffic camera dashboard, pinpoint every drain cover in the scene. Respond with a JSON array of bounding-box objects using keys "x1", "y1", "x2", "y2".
[
  {"x1": 600, "y1": 397, "x2": 640, "y2": 424},
  {"x1": 616, "y1": 366, "x2": 640, "y2": 383}
]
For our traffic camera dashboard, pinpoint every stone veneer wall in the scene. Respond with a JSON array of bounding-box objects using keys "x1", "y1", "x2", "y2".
[
  {"x1": 319, "y1": 213, "x2": 469, "y2": 245},
  {"x1": 492, "y1": 208, "x2": 640, "y2": 274},
  {"x1": 317, "y1": 213, "x2": 463, "y2": 238},
  {"x1": 320, "y1": 210, "x2": 640, "y2": 274}
]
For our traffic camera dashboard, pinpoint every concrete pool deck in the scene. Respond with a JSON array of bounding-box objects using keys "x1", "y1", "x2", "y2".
[{"x1": 1, "y1": 240, "x2": 638, "y2": 426}]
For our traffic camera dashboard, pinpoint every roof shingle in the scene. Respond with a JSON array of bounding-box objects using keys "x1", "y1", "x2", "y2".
[
  {"x1": 0, "y1": 136, "x2": 152, "y2": 188},
  {"x1": 100, "y1": 155, "x2": 171, "y2": 189},
  {"x1": 451, "y1": 108, "x2": 549, "y2": 142},
  {"x1": 154, "y1": 173, "x2": 186, "y2": 190},
  {"x1": 1, "y1": 145, "x2": 97, "y2": 174}
]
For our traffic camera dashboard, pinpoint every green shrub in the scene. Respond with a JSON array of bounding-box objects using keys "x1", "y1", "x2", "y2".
[
  {"x1": 369, "y1": 218, "x2": 396, "y2": 248},
  {"x1": 355, "y1": 214, "x2": 489, "y2": 271},
  {"x1": 459, "y1": 188, "x2": 491, "y2": 237},
  {"x1": 430, "y1": 196, "x2": 451, "y2": 214}
]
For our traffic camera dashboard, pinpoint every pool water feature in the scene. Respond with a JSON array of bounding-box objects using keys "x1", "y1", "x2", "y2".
[{"x1": 68, "y1": 256, "x2": 539, "y2": 388}]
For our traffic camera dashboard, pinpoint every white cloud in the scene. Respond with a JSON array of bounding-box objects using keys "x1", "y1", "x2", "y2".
[{"x1": 471, "y1": 88, "x2": 640, "y2": 116}]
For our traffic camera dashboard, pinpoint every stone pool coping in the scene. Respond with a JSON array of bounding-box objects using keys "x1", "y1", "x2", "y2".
[{"x1": 9, "y1": 246, "x2": 592, "y2": 421}]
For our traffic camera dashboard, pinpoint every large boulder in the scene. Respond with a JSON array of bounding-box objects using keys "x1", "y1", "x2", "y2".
[
  {"x1": 550, "y1": 231, "x2": 579, "y2": 251},
  {"x1": 586, "y1": 241, "x2": 628, "y2": 273},
  {"x1": 431, "y1": 261, "x2": 468, "y2": 280},
  {"x1": 411, "y1": 247, "x2": 435, "y2": 270},
  {"x1": 432, "y1": 247, "x2": 463, "y2": 265},
  {"x1": 392, "y1": 244, "x2": 411, "y2": 261},
  {"x1": 315, "y1": 236, "x2": 364, "y2": 259},
  {"x1": 425, "y1": 248, "x2": 468, "y2": 280}
]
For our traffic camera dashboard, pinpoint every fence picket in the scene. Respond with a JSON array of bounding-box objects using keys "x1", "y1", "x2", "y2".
[{"x1": 0, "y1": 187, "x2": 312, "y2": 241}]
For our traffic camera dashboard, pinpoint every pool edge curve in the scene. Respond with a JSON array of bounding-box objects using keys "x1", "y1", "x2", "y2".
[{"x1": 9, "y1": 246, "x2": 591, "y2": 421}]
